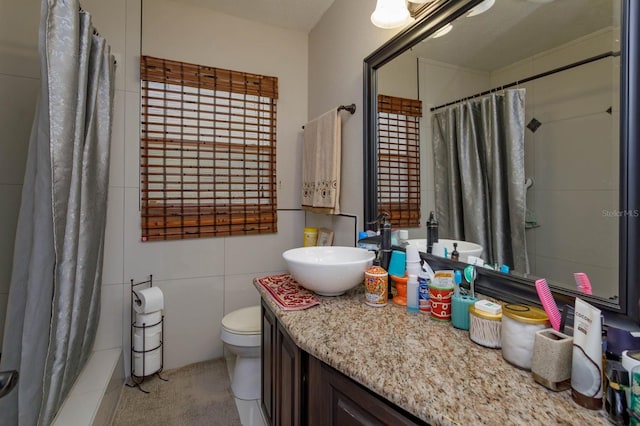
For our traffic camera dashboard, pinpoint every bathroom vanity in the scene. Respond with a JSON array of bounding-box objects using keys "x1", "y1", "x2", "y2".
[{"x1": 256, "y1": 279, "x2": 609, "y2": 425}]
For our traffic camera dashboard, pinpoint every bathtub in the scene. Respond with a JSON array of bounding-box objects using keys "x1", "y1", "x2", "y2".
[{"x1": 52, "y1": 348, "x2": 124, "y2": 425}]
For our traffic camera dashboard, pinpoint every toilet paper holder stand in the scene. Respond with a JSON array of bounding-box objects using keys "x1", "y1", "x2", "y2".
[{"x1": 126, "y1": 274, "x2": 168, "y2": 393}]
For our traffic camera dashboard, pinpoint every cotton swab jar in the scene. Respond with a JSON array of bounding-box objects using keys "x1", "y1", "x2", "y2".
[{"x1": 469, "y1": 302, "x2": 502, "y2": 348}]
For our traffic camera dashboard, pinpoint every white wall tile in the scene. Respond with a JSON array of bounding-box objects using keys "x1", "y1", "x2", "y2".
[
  {"x1": 534, "y1": 113, "x2": 617, "y2": 192},
  {"x1": 532, "y1": 58, "x2": 614, "y2": 124},
  {"x1": 533, "y1": 189, "x2": 617, "y2": 270},
  {"x1": 224, "y1": 210, "x2": 303, "y2": 275},
  {"x1": 93, "y1": 283, "x2": 124, "y2": 351},
  {"x1": 0, "y1": 0, "x2": 40, "y2": 78},
  {"x1": 121, "y1": 283, "x2": 133, "y2": 375},
  {"x1": 123, "y1": 90, "x2": 140, "y2": 189},
  {"x1": 332, "y1": 215, "x2": 358, "y2": 247},
  {"x1": 532, "y1": 29, "x2": 614, "y2": 77},
  {"x1": 0, "y1": 74, "x2": 38, "y2": 184},
  {"x1": 122, "y1": 187, "x2": 225, "y2": 282},
  {"x1": 491, "y1": 58, "x2": 534, "y2": 89},
  {"x1": 224, "y1": 274, "x2": 264, "y2": 315},
  {"x1": 155, "y1": 276, "x2": 225, "y2": 369},
  {"x1": 277, "y1": 128, "x2": 303, "y2": 210},
  {"x1": 124, "y1": 0, "x2": 142, "y2": 94}
]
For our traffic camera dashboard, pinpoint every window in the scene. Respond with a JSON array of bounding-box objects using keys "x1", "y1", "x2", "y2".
[
  {"x1": 377, "y1": 94, "x2": 422, "y2": 228},
  {"x1": 140, "y1": 56, "x2": 278, "y2": 241}
]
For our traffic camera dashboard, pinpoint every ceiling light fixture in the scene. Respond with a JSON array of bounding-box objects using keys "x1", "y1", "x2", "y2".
[
  {"x1": 431, "y1": 23, "x2": 453, "y2": 38},
  {"x1": 371, "y1": 0, "x2": 411, "y2": 29},
  {"x1": 466, "y1": 0, "x2": 495, "y2": 17}
]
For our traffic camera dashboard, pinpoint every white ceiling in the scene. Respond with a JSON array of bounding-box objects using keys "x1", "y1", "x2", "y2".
[
  {"x1": 411, "y1": 0, "x2": 617, "y2": 72},
  {"x1": 170, "y1": 0, "x2": 337, "y2": 32},
  {"x1": 168, "y1": 0, "x2": 617, "y2": 70}
]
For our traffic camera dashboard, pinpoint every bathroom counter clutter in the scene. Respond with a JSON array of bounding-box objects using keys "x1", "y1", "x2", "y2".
[{"x1": 255, "y1": 277, "x2": 609, "y2": 425}]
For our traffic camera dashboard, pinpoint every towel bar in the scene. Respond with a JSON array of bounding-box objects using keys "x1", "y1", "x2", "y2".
[{"x1": 302, "y1": 104, "x2": 356, "y2": 129}]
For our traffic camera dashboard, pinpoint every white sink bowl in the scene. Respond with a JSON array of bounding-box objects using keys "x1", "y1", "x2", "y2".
[
  {"x1": 406, "y1": 238, "x2": 483, "y2": 263},
  {"x1": 282, "y1": 246, "x2": 375, "y2": 296}
]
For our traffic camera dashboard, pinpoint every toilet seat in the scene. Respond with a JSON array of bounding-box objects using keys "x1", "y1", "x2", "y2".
[
  {"x1": 221, "y1": 305, "x2": 261, "y2": 347},
  {"x1": 222, "y1": 305, "x2": 261, "y2": 334},
  {"x1": 220, "y1": 305, "x2": 262, "y2": 400}
]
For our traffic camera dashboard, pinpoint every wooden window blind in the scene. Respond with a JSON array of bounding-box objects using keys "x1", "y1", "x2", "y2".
[
  {"x1": 377, "y1": 94, "x2": 422, "y2": 228},
  {"x1": 140, "y1": 55, "x2": 278, "y2": 241}
]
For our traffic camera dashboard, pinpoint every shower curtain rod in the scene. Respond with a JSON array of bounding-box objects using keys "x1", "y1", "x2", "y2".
[{"x1": 430, "y1": 50, "x2": 621, "y2": 112}]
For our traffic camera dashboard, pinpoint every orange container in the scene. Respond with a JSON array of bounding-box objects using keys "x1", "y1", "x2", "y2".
[{"x1": 364, "y1": 266, "x2": 388, "y2": 307}]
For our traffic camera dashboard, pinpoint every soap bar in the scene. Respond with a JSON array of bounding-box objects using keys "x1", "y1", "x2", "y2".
[{"x1": 475, "y1": 299, "x2": 502, "y2": 315}]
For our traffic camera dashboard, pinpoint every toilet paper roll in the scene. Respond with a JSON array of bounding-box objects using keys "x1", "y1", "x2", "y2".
[
  {"x1": 135, "y1": 311, "x2": 162, "y2": 335},
  {"x1": 133, "y1": 348, "x2": 161, "y2": 376},
  {"x1": 133, "y1": 287, "x2": 164, "y2": 313},
  {"x1": 134, "y1": 330, "x2": 161, "y2": 351}
]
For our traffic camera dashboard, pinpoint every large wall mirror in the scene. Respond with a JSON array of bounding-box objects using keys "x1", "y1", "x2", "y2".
[{"x1": 364, "y1": 0, "x2": 639, "y2": 324}]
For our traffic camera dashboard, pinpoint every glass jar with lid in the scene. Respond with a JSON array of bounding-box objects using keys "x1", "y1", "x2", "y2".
[{"x1": 501, "y1": 304, "x2": 550, "y2": 370}]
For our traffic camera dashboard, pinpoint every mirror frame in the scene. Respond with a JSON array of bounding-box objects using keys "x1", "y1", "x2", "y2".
[{"x1": 364, "y1": 0, "x2": 640, "y2": 325}]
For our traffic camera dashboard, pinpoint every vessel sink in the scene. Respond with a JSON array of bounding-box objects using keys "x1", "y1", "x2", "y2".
[
  {"x1": 282, "y1": 246, "x2": 375, "y2": 296},
  {"x1": 406, "y1": 238, "x2": 483, "y2": 263}
]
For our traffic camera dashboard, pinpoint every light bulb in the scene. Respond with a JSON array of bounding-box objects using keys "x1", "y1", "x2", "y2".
[{"x1": 371, "y1": 0, "x2": 411, "y2": 29}]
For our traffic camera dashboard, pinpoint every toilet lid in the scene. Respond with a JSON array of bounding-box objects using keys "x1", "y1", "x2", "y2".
[{"x1": 222, "y1": 305, "x2": 261, "y2": 334}]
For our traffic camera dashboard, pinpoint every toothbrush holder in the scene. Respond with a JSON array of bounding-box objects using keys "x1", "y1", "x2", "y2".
[
  {"x1": 531, "y1": 328, "x2": 573, "y2": 391},
  {"x1": 451, "y1": 295, "x2": 477, "y2": 330}
]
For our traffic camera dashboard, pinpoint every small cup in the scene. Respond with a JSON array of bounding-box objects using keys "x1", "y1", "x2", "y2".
[
  {"x1": 531, "y1": 328, "x2": 573, "y2": 391},
  {"x1": 451, "y1": 295, "x2": 477, "y2": 330}
]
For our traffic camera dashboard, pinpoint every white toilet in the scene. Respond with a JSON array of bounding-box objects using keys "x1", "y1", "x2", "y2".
[{"x1": 220, "y1": 305, "x2": 261, "y2": 400}]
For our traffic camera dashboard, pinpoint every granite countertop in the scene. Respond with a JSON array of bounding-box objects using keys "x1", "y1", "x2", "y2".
[{"x1": 255, "y1": 279, "x2": 610, "y2": 425}]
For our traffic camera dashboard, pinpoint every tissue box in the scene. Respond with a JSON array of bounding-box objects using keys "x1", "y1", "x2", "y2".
[{"x1": 531, "y1": 328, "x2": 573, "y2": 391}]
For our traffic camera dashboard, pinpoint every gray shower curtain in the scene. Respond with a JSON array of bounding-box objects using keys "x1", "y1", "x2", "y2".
[
  {"x1": 0, "y1": 1, "x2": 114, "y2": 424},
  {"x1": 432, "y1": 89, "x2": 527, "y2": 272}
]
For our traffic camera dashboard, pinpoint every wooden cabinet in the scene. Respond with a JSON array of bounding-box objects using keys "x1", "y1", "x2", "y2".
[
  {"x1": 306, "y1": 356, "x2": 425, "y2": 426},
  {"x1": 260, "y1": 300, "x2": 277, "y2": 425},
  {"x1": 261, "y1": 299, "x2": 424, "y2": 426},
  {"x1": 261, "y1": 300, "x2": 304, "y2": 426}
]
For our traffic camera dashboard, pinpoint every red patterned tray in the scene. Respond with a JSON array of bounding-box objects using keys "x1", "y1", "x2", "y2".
[{"x1": 256, "y1": 274, "x2": 320, "y2": 311}]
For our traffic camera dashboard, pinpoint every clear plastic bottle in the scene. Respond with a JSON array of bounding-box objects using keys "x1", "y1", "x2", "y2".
[{"x1": 407, "y1": 274, "x2": 419, "y2": 313}]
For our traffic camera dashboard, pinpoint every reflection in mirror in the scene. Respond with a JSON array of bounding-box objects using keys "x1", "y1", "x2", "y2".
[{"x1": 376, "y1": 0, "x2": 620, "y2": 301}]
